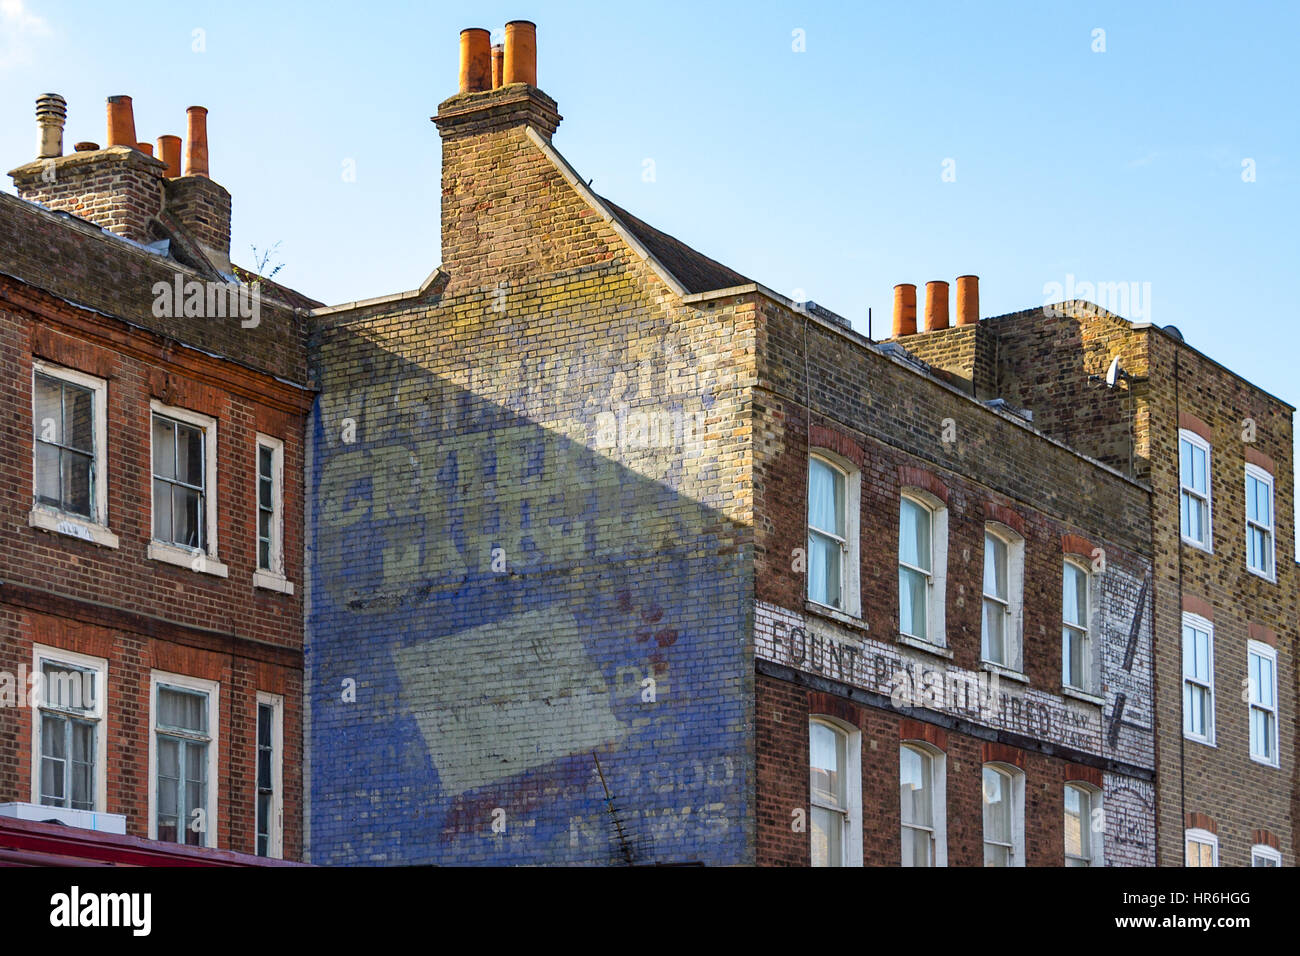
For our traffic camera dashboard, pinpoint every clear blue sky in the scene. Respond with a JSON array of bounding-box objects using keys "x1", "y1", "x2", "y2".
[{"x1": 2, "y1": 1, "x2": 1297, "y2": 403}]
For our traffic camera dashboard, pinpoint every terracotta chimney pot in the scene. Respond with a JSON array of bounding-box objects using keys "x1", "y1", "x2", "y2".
[
  {"x1": 924, "y1": 280, "x2": 950, "y2": 331},
  {"x1": 157, "y1": 135, "x2": 182, "y2": 177},
  {"x1": 459, "y1": 28, "x2": 491, "y2": 93},
  {"x1": 183, "y1": 106, "x2": 209, "y2": 178},
  {"x1": 955, "y1": 275, "x2": 979, "y2": 326},
  {"x1": 503, "y1": 20, "x2": 537, "y2": 86},
  {"x1": 892, "y1": 284, "x2": 918, "y2": 337},
  {"x1": 105, "y1": 95, "x2": 137, "y2": 148}
]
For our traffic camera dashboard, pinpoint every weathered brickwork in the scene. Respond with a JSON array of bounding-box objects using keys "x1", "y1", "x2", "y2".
[
  {"x1": 744, "y1": 300, "x2": 1157, "y2": 865},
  {"x1": 898, "y1": 302, "x2": 1297, "y2": 866},
  {"x1": 306, "y1": 89, "x2": 756, "y2": 865}
]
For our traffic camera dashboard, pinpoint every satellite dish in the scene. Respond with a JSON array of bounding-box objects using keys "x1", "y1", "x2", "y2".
[{"x1": 1106, "y1": 356, "x2": 1124, "y2": 387}]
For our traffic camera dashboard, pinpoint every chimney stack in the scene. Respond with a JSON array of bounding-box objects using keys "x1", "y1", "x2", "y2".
[
  {"x1": 459, "y1": 28, "x2": 491, "y2": 93},
  {"x1": 955, "y1": 275, "x2": 979, "y2": 326},
  {"x1": 35, "y1": 94, "x2": 67, "y2": 159},
  {"x1": 924, "y1": 280, "x2": 949, "y2": 331},
  {"x1": 156, "y1": 135, "x2": 182, "y2": 177},
  {"x1": 491, "y1": 44, "x2": 504, "y2": 89},
  {"x1": 503, "y1": 20, "x2": 537, "y2": 85},
  {"x1": 892, "y1": 283, "x2": 917, "y2": 337},
  {"x1": 183, "y1": 106, "x2": 209, "y2": 177},
  {"x1": 105, "y1": 95, "x2": 137, "y2": 148}
]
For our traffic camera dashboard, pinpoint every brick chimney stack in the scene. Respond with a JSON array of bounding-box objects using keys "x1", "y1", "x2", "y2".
[
  {"x1": 433, "y1": 19, "x2": 563, "y2": 292},
  {"x1": 9, "y1": 95, "x2": 232, "y2": 272}
]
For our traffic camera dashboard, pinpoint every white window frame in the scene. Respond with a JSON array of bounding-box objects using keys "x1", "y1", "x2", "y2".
[
  {"x1": 29, "y1": 361, "x2": 119, "y2": 549},
  {"x1": 1244, "y1": 464, "x2": 1276, "y2": 581},
  {"x1": 899, "y1": 489, "x2": 948, "y2": 648},
  {"x1": 147, "y1": 670, "x2": 220, "y2": 848},
  {"x1": 1251, "y1": 844, "x2": 1282, "y2": 867},
  {"x1": 1182, "y1": 613, "x2": 1216, "y2": 746},
  {"x1": 255, "y1": 691, "x2": 284, "y2": 859},
  {"x1": 981, "y1": 763, "x2": 1025, "y2": 867},
  {"x1": 900, "y1": 741, "x2": 947, "y2": 867},
  {"x1": 1247, "y1": 640, "x2": 1279, "y2": 767},
  {"x1": 1185, "y1": 828, "x2": 1218, "y2": 867},
  {"x1": 1064, "y1": 782, "x2": 1104, "y2": 867},
  {"x1": 981, "y1": 523, "x2": 1025, "y2": 673},
  {"x1": 809, "y1": 716, "x2": 862, "y2": 867},
  {"x1": 806, "y1": 452, "x2": 861, "y2": 618},
  {"x1": 29, "y1": 644, "x2": 108, "y2": 813},
  {"x1": 147, "y1": 400, "x2": 227, "y2": 577},
  {"x1": 1062, "y1": 558, "x2": 1098, "y2": 696},
  {"x1": 1178, "y1": 429, "x2": 1212, "y2": 552},
  {"x1": 253, "y1": 434, "x2": 293, "y2": 594}
]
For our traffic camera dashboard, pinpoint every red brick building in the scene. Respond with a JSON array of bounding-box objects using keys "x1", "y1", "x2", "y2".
[{"x1": 0, "y1": 93, "x2": 315, "y2": 862}]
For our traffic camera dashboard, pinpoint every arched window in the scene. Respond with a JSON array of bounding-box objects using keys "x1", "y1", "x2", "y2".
[
  {"x1": 809, "y1": 717, "x2": 861, "y2": 866},
  {"x1": 808, "y1": 452, "x2": 861, "y2": 616},
  {"x1": 899, "y1": 490, "x2": 947, "y2": 646}
]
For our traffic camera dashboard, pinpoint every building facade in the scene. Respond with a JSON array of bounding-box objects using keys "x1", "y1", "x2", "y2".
[
  {"x1": 900, "y1": 303, "x2": 1297, "y2": 866},
  {"x1": 0, "y1": 93, "x2": 315, "y2": 862}
]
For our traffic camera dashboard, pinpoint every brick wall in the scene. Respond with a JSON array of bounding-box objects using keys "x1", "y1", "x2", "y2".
[
  {"x1": 0, "y1": 277, "x2": 309, "y2": 859},
  {"x1": 749, "y1": 298, "x2": 1158, "y2": 865},
  {"x1": 305, "y1": 86, "x2": 756, "y2": 865}
]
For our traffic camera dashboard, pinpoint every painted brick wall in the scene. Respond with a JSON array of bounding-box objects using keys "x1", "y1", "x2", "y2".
[
  {"x1": 749, "y1": 299, "x2": 1158, "y2": 865},
  {"x1": 306, "y1": 101, "x2": 756, "y2": 865}
]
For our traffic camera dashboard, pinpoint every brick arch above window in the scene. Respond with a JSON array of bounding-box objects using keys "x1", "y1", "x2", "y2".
[
  {"x1": 809, "y1": 423, "x2": 864, "y2": 468},
  {"x1": 808, "y1": 691, "x2": 864, "y2": 728},
  {"x1": 1061, "y1": 533, "x2": 1098, "y2": 559},
  {"x1": 984, "y1": 502, "x2": 1026, "y2": 537},
  {"x1": 1181, "y1": 593, "x2": 1214, "y2": 622},
  {"x1": 1179, "y1": 411, "x2": 1212, "y2": 442},
  {"x1": 1246, "y1": 447, "x2": 1275, "y2": 474},
  {"x1": 899, "y1": 718, "x2": 947, "y2": 752},
  {"x1": 982, "y1": 741, "x2": 1026, "y2": 769},
  {"x1": 1248, "y1": 622, "x2": 1277, "y2": 647},
  {"x1": 1062, "y1": 764, "x2": 1103, "y2": 789},
  {"x1": 1252, "y1": 828, "x2": 1279, "y2": 850},
  {"x1": 1186, "y1": 812, "x2": 1217, "y2": 835},
  {"x1": 898, "y1": 466, "x2": 949, "y2": 505}
]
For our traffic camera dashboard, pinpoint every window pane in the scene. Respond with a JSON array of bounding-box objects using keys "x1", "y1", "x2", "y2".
[
  {"x1": 1063, "y1": 627, "x2": 1084, "y2": 688},
  {"x1": 983, "y1": 767, "x2": 1010, "y2": 844},
  {"x1": 902, "y1": 825, "x2": 933, "y2": 867},
  {"x1": 900, "y1": 747, "x2": 930, "y2": 826},
  {"x1": 64, "y1": 384, "x2": 94, "y2": 453},
  {"x1": 808, "y1": 459, "x2": 843, "y2": 536},
  {"x1": 259, "y1": 445, "x2": 274, "y2": 482},
  {"x1": 64, "y1": 450, "x2": 92, "y2": 517},
  {"x1": 810, "y1": 807, "x2": 843, "y2": 867},
  {"x1": 983, "y1": 598, "x2": 1006, "y2": 663},
  {"x1": 153, "y1": 478, "x2": 172, "y2": 541},
  {"x1": 1065, "y1": 786, "x2": 1090, "y2": 862},
  {"x1": 259, "y1": 475, "x2": 273, "y2": 511},
  {"x1": 899, "y1": 498, "x2": 931, "y2": 571},
  {"x1": 899, "y1": 567, "x2": 927, "y2": 640},
  {"x1": 173, "y1": 485, "x2": 202, "y2": 549},
  {"x1": 159, "y1": 687, "x2": 207, "y2": 733},
  {"x1": 34, "y1": 441, "x2": 61, "y2": 509},
  {"x1": 152, "y1": 417, "x2": 175, "y2": 480},
  {"x1": 810, "y1": 723, "x2": 844, "y2": 807},
  {"x1": 808, "y1": 532, "x2": 841, "y2": 608},
  {"x1": 984, "y1": 533, "x2": 1007, "y2": 600},
  {"x1": 71, "y1": 721, "x2": 95, "y2": 810},
  {"x1": 34, "y1": 374, "x2": 63, "y2": 443},
  {"x1": 1062, "y1": 563, "x2": 1087, "y2": 627},
  {"x1": 1185, "y1": 683, "x2": 1205, "y2": 737},
  {"x1": 176, "y1": 423, "x2": 204, "y2": 487}
]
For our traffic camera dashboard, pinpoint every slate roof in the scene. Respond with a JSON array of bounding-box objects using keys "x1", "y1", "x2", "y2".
[{"x1": 600, "y1": 197, "x2": 750, "y2": 295}]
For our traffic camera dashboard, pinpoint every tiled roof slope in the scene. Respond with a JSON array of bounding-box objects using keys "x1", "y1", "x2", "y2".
[
  {"x1": 600, "y1": 197, "x2": 750, "y2": 295},
  {"x1": 0, "y1": 192, "x2": 313, "y2": 385}
]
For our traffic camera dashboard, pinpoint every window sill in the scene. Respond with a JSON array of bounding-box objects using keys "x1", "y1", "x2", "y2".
[
  {"x1": 147, "y1": 541, "x2": 229, "y2": 577},
  {"x1": 898, "y1": 634, "x2": 953, "y2": 659},
  {"x1": 804, "y1": 601, "x2": 868, "y2": 632},
  {"x1": 1246, "y1": 566, "x2": 1277, "y2": 584},
  {"x1": 1180, "y1": 536, "x2": 1213, "y2": 555},
  {"x1": 29, "y1": 507, "x2": 120, "y2": 549},
  {"x1": 1183, "y1": 733, "x2": 1216, "y2": 749},
  {"x1": 1248, "y1": 754, "x2": 1280, "y2": 769},
  {"x1": 253, "y1": 570, "x2": 295, "y2": 595},
  {"x1": 981, "y1": 661, "x2": 1029, "y2": 684},
  {"x1": 1062, "y1": 686, "x2": 1104, "y2": 707}
]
